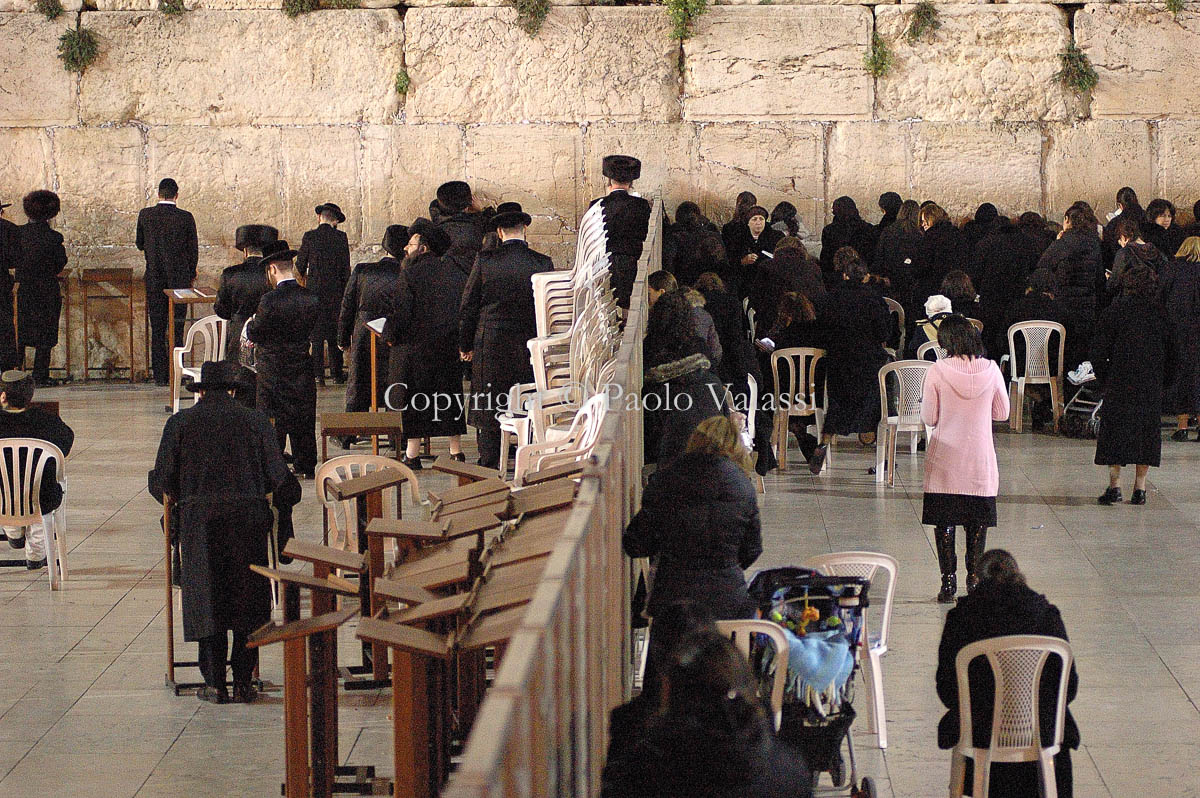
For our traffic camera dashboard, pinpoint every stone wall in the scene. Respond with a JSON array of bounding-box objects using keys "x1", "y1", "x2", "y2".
[{"x1": 0, "y1": 2, "x2": 1193, "y2": 376}]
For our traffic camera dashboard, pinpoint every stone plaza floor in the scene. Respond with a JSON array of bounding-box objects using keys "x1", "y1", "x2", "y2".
[{"x1": 0, "y1": 383, "x2": 1197, "y2": 797}]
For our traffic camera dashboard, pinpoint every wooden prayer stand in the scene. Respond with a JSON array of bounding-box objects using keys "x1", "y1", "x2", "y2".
[
  {"x1": 318, "y1": 412, "x2": 405, "y2": 463},
  {"x1": 80, "y1": 267, "x2": 136, "y2": 383},
  {"x1": 161, "y1": 495, "x2": 204, "y2": 694},
  {"x1": 431, "y1": 454, "x2": 496, "y2": 486},
  {"x1": 163, "y1": 287, "x2": 216, "y2": 412},
  {"x1": 519, "y1": 459, "x2": 585, "y2": 485}
]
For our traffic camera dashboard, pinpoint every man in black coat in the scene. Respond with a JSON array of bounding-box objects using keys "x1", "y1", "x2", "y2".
[
  {"x1": 17, "y1": 191, "x2": 68, "y2": 386},
  {"x1": 381, "y1": 218, "x2": 466, "y2": 467},
  {"x1": 458, "y1": 204, "x2": 554, "y2": 469},
  {"x1": 339, "y1": 225, "x2": 407, "y2": 421},
  {"x1": 246, "y1": 244, "x2": 321, "y2": 478},
  {"x1": 0, "y1": 369, "x2": 73, "y2": 569},
  {"x1": 214, "y1": 225, "x2": 278, "y2": 361},
  {"x1": 0, "y1": 202, "x2": 20, "y2": 371},
  {"x1": 137, "y1": 178, "x2": 199, "y2": 386},
  {"x1": 591, "y1": 155, "x2": 651, "y2": 310},
  {"x1": 296, "y1": 203, "x2": 350, "y2": 385},
  {"x1": 150, "y1": 360, "x2": 300, "y2": 704},
  {"x1": 433, "y1": 181, "x2": 492, "y2": 285}
]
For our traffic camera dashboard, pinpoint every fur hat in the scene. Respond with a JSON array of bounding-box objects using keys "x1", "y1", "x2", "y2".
[
  {"x1": 436, "y1": 181, "x2": 473, "y2": 213},
  {"x1": 602, "y1": 155, "x2": 642, "y2": 184},
  {"x1": 382, "y1": 224, "x2": 409, "y2": 258},
  {"x1": 315, "y1": 203, "x2": 346, "y2": 224},
  {"x1": 261, "y1": 239, "x2": 299, "y2": 267},
  {"x1": 234, "y1": 224, "x2": 279, "y2": 252},
  {"x1": 492, "y1": 202, "x2": 532, "y2": 230},
  {"x1": 408, "y1": 218, "x2": 452, "y2": 257},
  {"x1": 22, "y1": 190, "x2": 60, "y2": 222},
  {"x1": 924, "y1": 294, "x2": 953, "y2": 318}
]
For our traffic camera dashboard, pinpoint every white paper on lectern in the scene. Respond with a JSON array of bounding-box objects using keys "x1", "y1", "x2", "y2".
[{"x1": 367, "y1": 318, "x2": 386, "y2": 335}]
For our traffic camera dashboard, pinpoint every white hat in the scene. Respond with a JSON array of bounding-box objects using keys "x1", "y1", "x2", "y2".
[{"x1": 924, "y1": 294, "x2": 952, "y2": 318}]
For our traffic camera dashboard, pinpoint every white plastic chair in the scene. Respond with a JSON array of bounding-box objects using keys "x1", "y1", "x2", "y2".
[
  {"x1": 916, "y1": 340, "x2": 947, "y2": 362},
  {"x1": 0, "y1": 439, "x2": 67, "y2": 589},
  {"x1": 802, "y1": 551, "x2": 898, "y2": 749},
  {"x1": 876, "y1": 360, "x2": 932, "y2": 486},
  {"x1": 950, "y1": 635, "x2": 1074, "y2": 798},
  {"x1": 513, "y1": 393, "x2": 607, "y2": 486},
  {"x1": 968, "y1": 317, "x2": 984, "y2": 334},
  {"x1": 716, "y1": 618, "x2": 791, "y2": 732},
  {"x1": 884, "y1": 297, "x2": 906, "y2": 358},
  {"x1": 770, "y1": 347, "x2": 826, "y2": 473},
  {"x1": 316, "y1": 455, "x2": 423, "y2": 555},
  {"x1": 172, "y1": 315, "x2": 228, "y2": 413},
  {"x1": 1007, "y1": 321, "x2": 1066, "y2": 433}
]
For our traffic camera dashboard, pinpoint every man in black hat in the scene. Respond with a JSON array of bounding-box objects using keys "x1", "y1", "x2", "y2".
[
  {"x1": 137, "y1": 178, "x2": 199, "y2": 386},
  {"x1": 0, "y1": 201, "x2": 20, "y2": 372},
  {"x1": 215, "y1": 225, "x2": 279, "y2": 362},
  {"x1": 246, "y1": 244, "x2": 322, "y2": 478},
  {"x1": 338, "y1": 225, "x2": 406, "y2": 428},
  {"x1": 150, "y1": 360, "x2": 300, "y2": 703},
  {"x1": 458, "y1": 203, "x2": 554, "y2": 470},
  {"x1": 296, "y1": 203, "x2": 350, "y2": 386},
  {"x1": 591, "y1": 155, "x2": 651, "y2": 310},
  {"x1": 0, "y1": 369, "x2": 74, "y2": 570},
  {"x1": 380, "y1": 218, "x2": 466, "y2": 467},
  {"x1": 433, "y1": 180, "x2": 494, "y2": 287},
  {"x1": 17, "y1": 190, "x2": 67, "y2": 386}
]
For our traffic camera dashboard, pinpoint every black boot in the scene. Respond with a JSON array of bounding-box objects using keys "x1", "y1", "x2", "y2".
[
  {"x1": 935, "y1": 526, "x2": 957, "y2": 603},
  {"x1": 965, "y1": 525, "x2": 987, "y2": 593}
]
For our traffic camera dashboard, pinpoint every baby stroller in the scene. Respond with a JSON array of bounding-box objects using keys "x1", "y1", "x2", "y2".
[
  {"x1": 1060, "y1": 361, "x2": 1102, "y2": 439},
  {"x1": 747, "y1": 567, "x2": 877, "y2": 798}
]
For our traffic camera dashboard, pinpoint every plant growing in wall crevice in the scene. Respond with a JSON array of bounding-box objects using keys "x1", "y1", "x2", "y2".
[
  {"x1": 283, "y1": 0, "x2": 319, "y2": 17},
  {"x1": 158, "y1": 0, "x2": 186, "y2": 16},
  {"x1": 905, "y1": 1, "x2": 940, "y2": 44},
  {"x1": 1166, "y1": 0, "x2": 1185, "y2": 16},
  {"x1": 1055, "y1": 42, "x2": 1098, "y2": 95},
  {"x1": 58, "y1": 23, "x2": 99, "y2": 74},
  {"x1": 662, "y1": 0, "x2": 708, "y2": 41},
  {"x1": 510, "y1": 0, "x2": 550, "y2": 35},
  {"x1": 863, "y1": 32, "x2": 893, "y2": 79},
  {"x1": 394, "y1": 68, "x2": 410, "y2": 96},
  {"x1": 325, "y1": 0, "x2": 361, "y2": 8},
  {"x1": 35, "y1": 0, "x2": 63, "y2": 21}
]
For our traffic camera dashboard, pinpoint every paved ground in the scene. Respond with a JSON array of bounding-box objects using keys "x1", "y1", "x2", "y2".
[{"x1": 1, "y1": 383, "x2": 1196, "y2": 797}]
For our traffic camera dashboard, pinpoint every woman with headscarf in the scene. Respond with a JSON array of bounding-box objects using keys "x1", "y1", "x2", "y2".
[
  {"x1": 819, "y1": 196, "x2": 877, "y2": 277},
  {"x1": 876, "y1": 191, "x2": 902, "y2": 232},
  {"x1": 721, "y1": 190, "x2": 758, "y2": 261},
  {"x1": 873, "y1": 199, "x2": 925, "y2": 332},
  {"x1": 1101, "y1": 186, "x2": 1146, "y2": 272},
  {"x1": 664, "y1": 201, "x2": 726, "y2": 286},
  {"x1": 1160, "y1": 237, "x2": 1200, "y2": 441},
  {"x1": 770, "y1": 201, "x2": 800, "y2": 238},
  {"x1": 723, "y1": 205, "x2": 783, "y2": 298}
]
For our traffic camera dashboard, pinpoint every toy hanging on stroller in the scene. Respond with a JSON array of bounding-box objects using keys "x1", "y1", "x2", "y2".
[{"x1": 747, "y1": 567, "x2": 878, "y2": 798}]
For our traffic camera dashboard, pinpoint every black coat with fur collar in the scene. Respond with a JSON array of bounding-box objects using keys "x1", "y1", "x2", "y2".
[{"x1": 642, "y1": 352, "x2": 725, "y2": 467}]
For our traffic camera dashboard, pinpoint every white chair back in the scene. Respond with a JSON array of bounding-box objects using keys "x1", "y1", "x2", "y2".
[
  {"x1": 884, "y1": 297, "x2": 906, "y2": 356},
  {"x1": 770, "y1": 347, "x2": 825, "y2": 419},
  {"x1": 967, "y1": 317, "x2": 984, "y2": 333},
  {"x1": 181, "y1": 315, "x2": 227, "y2": 367},
  {"x1": 875, "y1": 360, "x2": 933, "y2": 486},
  {"x1": 716, "y1": 619, "x2": 790, "y2": 732},
  {"x1": 1007, "y1": 321, "x2": 1065, "y2": 383},
  {"x1": 802, "y1": 551, "x2": 898, "y2": 651},
  {"x1": 0, "y1": 438, "x2": 67, "y2": 588},
  {"x1": 315, "y1": 455, "x2": 422, "y2": 553},
  {"x1": 916, "y1": 340, "x2": 947, "y2": 361}
]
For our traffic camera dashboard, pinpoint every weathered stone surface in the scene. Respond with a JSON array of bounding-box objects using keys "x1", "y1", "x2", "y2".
[
  {"x1": 0, "y1": 15, "x2": 77, "y2": 126},
  {"x1": 146, "y1": 126, "x2": 284, "y2": 247},
  {"x1": 280, "y1": 126, "x2": 362, "y2": 247},
  {"x1": 1078, "y1": 5, "x2": 1200, "y2": 119},
  {"x1": 80, "y1": 11, "x2": 403, "y2": 125},
  {"x1": 360, "y1": 124, "x2": 465, "y2": 248},
  {"x1": 0, "y1": 128, "x2": 54, "y2": 224},
  {"x1": 465, "y1": 125, "x2": 584, "y2": 235},
  {"x1": 1044, "y1": 121, "x2": 1152, "y2": 219},
  {"x1": 683, "y1": 7, "x2": 872, "y2": 122},
  {"x1": 875, "y1": 5, "x2": 1077, "y2": 123},
  {"x1": 582, "y1": 123, "x2": 698, "y2": 209},
  {"x1": 404, "y1": 8, "x2": 679, "y2": 124},
  {"x1": 827, "y1": 122, "x2": 910, "y2": 225},
  {"x1": 1156, "y1": 123, "x2": 1200, "y2": 213},
  {"x1": 909, "y1": 124, "x2": 1042, "y2": 219},
  {"x1": 54, "y1": 126, "x2": 148, "y2": 247},
  {"x1": 696, "y1": 123, "x2": 825, "y2": 236}
]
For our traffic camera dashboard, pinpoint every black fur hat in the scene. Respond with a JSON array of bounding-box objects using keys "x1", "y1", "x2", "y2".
[
  {"x1": 436, "y1": 181, "x2": 473, "y2": 213},
  {"x1": 22, "y1": 190, "x2": 60, "y2": 222},
  {"x1": 234, "y1": 224, "x2": 279, "y2": 252},
  {"x1": 382, "y1": 224, "x2": 409, "y2": 257},
  {"x1": 408, "y1": 218, "x2": 452, "y2": 257},
  {"x1": 602, "y1": 155, "x2": 641, "y2": 184}
]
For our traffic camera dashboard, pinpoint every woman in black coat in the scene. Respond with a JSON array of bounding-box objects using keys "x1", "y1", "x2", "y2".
[
  {"x1": 16, "y1": 191, "x2": 67, "y2": 385},
  {"x1": 1037, "y1": 206, "x2": 1104, "y2": 375},
  {"x1": 664, "y1": 201, "x2": 725, "y2": 287},
  {"x1": 873, "y1": 200, "x2": 925, "y2": 327},
  {"x1": 937, "y1": 550, "x2": 1079, "y2": 798},
  {"x1": 1159, "y1": 238, "x2": 1200, "y2": 440},
  {"x1": 916, "y1": 203, "x2": 970, "y2": 308},
  {"x1": 1143, "y1": 198, "x2": 1187, "y2": 262},
  {"x1": 1092, "y1": 264, "x2": 1174, "y2": 506},
  {"x1": 624, "y1": 416, "x2": 761, "y2": 621},
  {"x1": 820, "y1": 196, "x2": 877, "y2": 282},
  {"x1": 723, "y1": 205, "x2": 783, "y2": 299}
]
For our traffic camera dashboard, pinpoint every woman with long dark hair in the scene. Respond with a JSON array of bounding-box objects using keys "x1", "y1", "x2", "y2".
[{"x1": 1160, "y1": 237, "x2": 1200, "y2": 440}]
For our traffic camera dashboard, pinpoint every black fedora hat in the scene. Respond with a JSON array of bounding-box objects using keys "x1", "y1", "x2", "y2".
[
  {"x1": 382, "y1": 224, "x2": 409, "y2": 257},
  {"x1": 315, "y1": 203, "x2": 346, "y2": 224},
  {"x1": 602, "y1": 154, "x2": 641, "y2": 184},
  {"x1": 261, "y1": 239, "x2": 299, "y2": 267},
  {"x1": 492, "y1": 202, "x2": 532, "y2": 230},
  {"x1": 186, "y1": 360, "x2": 247, "y2": 392},
  {"x1": 235, "y1": 224, "x2": 279, "y2": 252},
  {"x1": 22, "y1": 190, "x2": 60, "y2": 222},
  {"x1": 436, "y1": 181, "x2": 472, "y2": 213},
  {"x1": 408, "y1": 218, "x2": 452, "y2": 257}
]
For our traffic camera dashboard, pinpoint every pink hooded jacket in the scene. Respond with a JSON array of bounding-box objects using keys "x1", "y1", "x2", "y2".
[{"x1": 920, "y1": 356, "x2": 1010, "y2": 497}]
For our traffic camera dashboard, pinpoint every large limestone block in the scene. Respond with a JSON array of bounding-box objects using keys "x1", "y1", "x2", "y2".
[
  {"x1": 405, "y1": 8, "x2": 678, "y2": 124},
  {"x1": 360, "y1": 125, "x2": 465, "y2": 247},
  {"x1": 1078, "y1": 5, "x2": 1200, "y2": 119},
  {"x1": 0, "y1": 15, "x2": 77, "y2": 126},
  {"x1": 465, "y1": 125, "x2": 584, "y2": 234},
  {"x1": 0, "y1": 128, "x2": 55, "y2": 223},
  {"x1": 682, "y1": 7, "x2": 872, "y2": 122},
  {"x1": 581, "y1": 123, "x2": 699, "y2": 208},
  {"x1": 909, "y1": 124, "x2": 1042, "y2": 219},
  {"x1": 696, "y1": 123, "x2": 825, "y2": 235},
  {"x1": 146, "y1": 127, "x2": 285, "y2": 248},
  {"x1": 1044, "y1": 121, "x2": 1152, "y2": 219},
  {"x1": 827, "y1": 123, "x2": 910, "y2": 225},
  {"x1": 875, "y1": 5, "x2": 1077, "y2": 123},
  {"x1": 54, "y1": 126, "x2": 148, "y2": 248},
  {"x1": 1156, "y1": 123, "x2": 1200, "y2": 212},
  {"x1": 80, "y1": 11, "x2": 403, "y2": 125},
  {"x1": 280, "y1": 127, "x2": 362, "y2": 247}
]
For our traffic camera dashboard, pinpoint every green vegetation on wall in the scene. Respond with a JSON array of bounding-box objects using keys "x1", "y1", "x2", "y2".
[
  {"x1": 35, "y1": 0, "x2": 63, "y2": 21},
  {"x1": 511, "y1": 0, "x2": 551, "y2": 35},
  {"x1": 663, "y1": 0, "x2": 708, "y2": 41},
  {"x1": 58, "y1": 24, "x2": 99, "y2": 74},
  {"x1": 905, "y1": 1, "x2": 941, "y2": 44},
  {"x1": 1055, "y1": 42, "x2": 1098, "y2": 95},
  {"x1": 863, "y1": 32, "x2": 893, "y2": 79}
]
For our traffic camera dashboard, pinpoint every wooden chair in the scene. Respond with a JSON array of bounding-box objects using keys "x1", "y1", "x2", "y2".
[{"x1": 0, "y1": 439, "x2": 67, "y2": 589}]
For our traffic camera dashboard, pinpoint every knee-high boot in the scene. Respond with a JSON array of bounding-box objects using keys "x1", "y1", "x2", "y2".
[
  {"x1": 965, "y1": 525, "x2": 988, "y2": 593},
  {"x1": 935, "y1": 525, "x2": 957, "y2": 604}
]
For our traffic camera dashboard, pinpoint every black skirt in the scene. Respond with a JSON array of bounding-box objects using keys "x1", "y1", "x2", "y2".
[
  {"x1": 1094, "y1": 410, "x2": 1161, "y2": 467},
  {"x1": 922, "y1": 493, "x2": 997, "y2": 528}
]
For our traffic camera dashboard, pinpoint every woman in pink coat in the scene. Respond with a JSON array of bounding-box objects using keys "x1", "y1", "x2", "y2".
[{"x1": 920, "y1": 315, "x2": 1010, "y2": 603}]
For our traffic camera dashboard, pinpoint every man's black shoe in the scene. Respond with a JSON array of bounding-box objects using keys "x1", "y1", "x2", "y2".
[
  {"x1": 8, "y1": 535, "x2": 24, "y2": 549},
  {"x1": 25, "y1": 557, "x2": 46, "y2": 570},
  {"x1": 197, "y1": 686, "x2": 228, "y2": 704}
]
